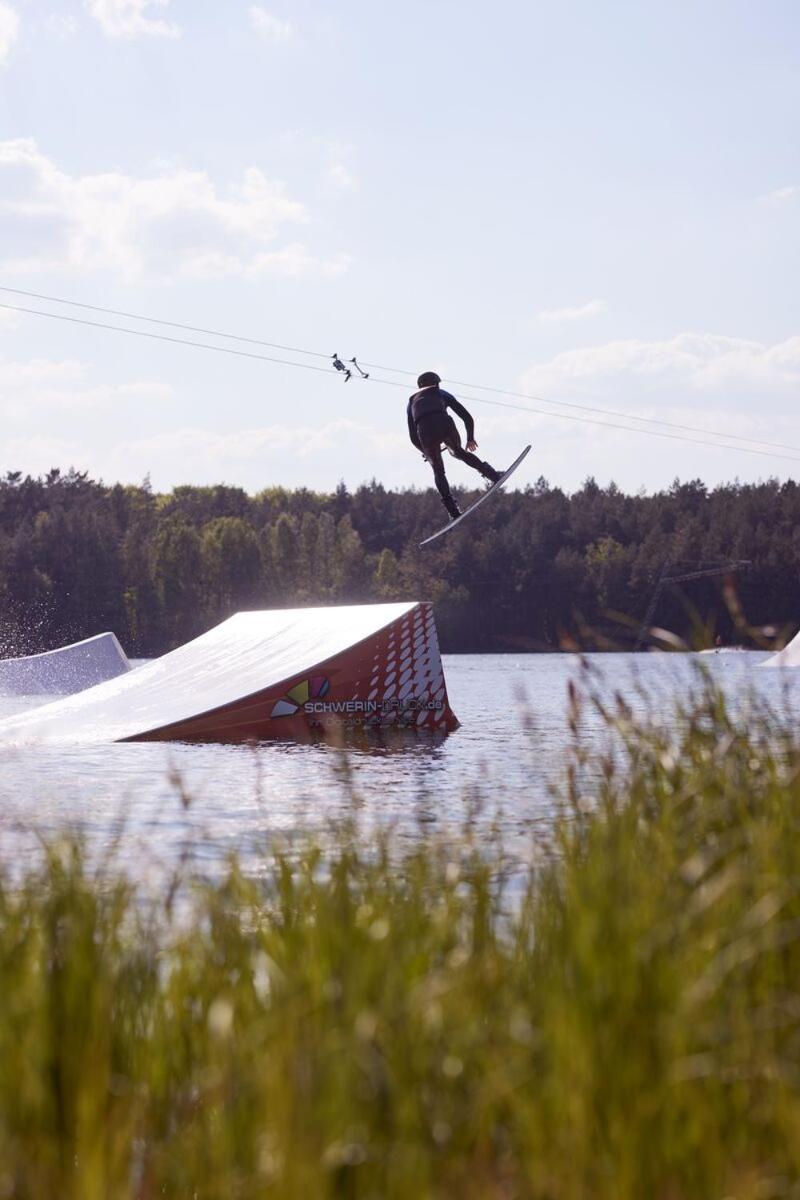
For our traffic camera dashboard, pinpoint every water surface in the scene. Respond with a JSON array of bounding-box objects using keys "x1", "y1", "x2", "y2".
[{"x1": 0, "y1": 651, "x2": 794, "y2": 871}]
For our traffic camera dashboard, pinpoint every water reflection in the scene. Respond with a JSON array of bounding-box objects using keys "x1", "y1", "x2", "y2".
[{"x1": 0, "y1": 651, "x2": 796, "y2": 875}]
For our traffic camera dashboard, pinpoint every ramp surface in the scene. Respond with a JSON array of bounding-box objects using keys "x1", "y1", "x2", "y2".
[
  {"x1": 0, "y1": 632, "x2": 130, "y2": 696},
  {"x1": 0, "y1": 602, "x2": 458, "y2": 745},
  {"x1": 762, "y1": 630, "x2": 800, "y2": 668}
]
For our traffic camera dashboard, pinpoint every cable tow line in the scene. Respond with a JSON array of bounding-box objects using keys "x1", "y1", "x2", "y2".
[{"x1": 2, "y1": 289, "x2": 800, "y2": 465}]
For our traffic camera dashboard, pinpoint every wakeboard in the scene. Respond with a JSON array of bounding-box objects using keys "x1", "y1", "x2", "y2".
[{"x1": 419, "y1": 444, "x2": 531, "y2": 547}]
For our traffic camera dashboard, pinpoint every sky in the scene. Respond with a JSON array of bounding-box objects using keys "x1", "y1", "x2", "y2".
[{"x1": 0, "y1": 0, "x2": 798, "y2": 496}]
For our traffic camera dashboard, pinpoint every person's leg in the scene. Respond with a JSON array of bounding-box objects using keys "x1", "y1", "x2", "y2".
[
  {"x1": 442, "y1": 421, "x2": 502, "y2": 483},
  {"x1": 418, "y1": 425, "x2": 461, "y2": 518}
]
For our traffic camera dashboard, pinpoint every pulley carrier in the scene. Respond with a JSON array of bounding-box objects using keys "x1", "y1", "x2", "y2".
[{"x1": 331, "y1": 353, "x2": 369, "y2": 382}]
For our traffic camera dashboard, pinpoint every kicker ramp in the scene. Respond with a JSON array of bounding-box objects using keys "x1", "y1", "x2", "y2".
[
  {"x1": 0, "y1": 632, "x2": 130, "y2": 696},
  {"x1": 762, "y1": 629, "x2": 800, "y2": 668},
  {"x1": 0, "y1": 602, "x2": 458, "y2": 745}
]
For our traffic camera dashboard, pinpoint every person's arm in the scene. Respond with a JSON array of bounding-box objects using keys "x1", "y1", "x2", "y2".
[
  {"x1": 407, "y1": 401, "x2": 422, "y2": 450},
  {"x1": 444, "y1": 391, "x2": 476, "y2": 445}
]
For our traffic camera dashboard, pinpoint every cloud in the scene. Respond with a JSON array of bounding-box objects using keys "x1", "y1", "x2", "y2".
[
  {"x1": 759, "y1": 185, "x2": 800, "y2": 205},
  {"x1": 0, "y1": 353, "x2": 178, "y2": 479},
  {"x1": 182, "y1": 243, "x2": 349, "y2": 280},
  {"x1": 3, "y1": 434, "x2": 84, "y2": 476},
  {"x1": 536, "y1": 299, "x2": 607, "y2": 323},
  {"x1": 0, "y1": 358, "x2": 86, "y2": 391},
  {"x1": 116, "y1": 419, "x2": 403, "y2": 467},
  {"x1": 520, "y1": 333, "x2": 800, "y2": 415},
  {"x1": 523, "y1": 332, "x2": 800, "y2": 392},
  {"x1": 326, "y1": 162, "x2": 357, "y2": 192},
  {"x1": 3, "y1": 364, "x2": 798, "y2": 494},
  {"x1": 0, "y1": 353, "x2": 403, "y2": 487},
  {"x1": 321, "y1": 140, "x2": 358, "y2": 193},
  {"x1": 2, "y1": 389, "x2": 172, "y2": 481},
  {"x1": 0, "y1": 139, "x2": 347, "y2": 281},
  {"x1": 249, "y1": 7, "x2": 292, "y2": 42},
  {"x1": 0, "y1": 355, "x2": 174, "y2": 423},
  {"x1": 42, "y1": 13, "x2": 78, "y2": 37},
  {"x1": 0, "y1": 3, "x2": 19, "y2": 66},
  {"x1": 83, "y1": 418, "x2": 405, "y2": 487},
  {"x1": 465, "y1": 342, "x2": 800, "y2": 493},
  {"x1": 85, "y1": 0, "x2": 179, "y2": 39}
]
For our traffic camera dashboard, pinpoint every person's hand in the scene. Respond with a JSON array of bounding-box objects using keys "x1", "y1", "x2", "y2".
[{"x1": 466, "y1": 439, "x2": 478, "y2": 452}]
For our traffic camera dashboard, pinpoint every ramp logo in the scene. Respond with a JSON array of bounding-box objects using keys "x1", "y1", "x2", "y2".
[
  {"x1": 270, "y1": 673, "x2": 445, "y2": 722},
  {"x1": 270, "y1": 676, "x2": 330, "y2": 719}
]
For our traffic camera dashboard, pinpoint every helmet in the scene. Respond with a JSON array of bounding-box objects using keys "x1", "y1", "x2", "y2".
[{"x1": 417, "y1": 371, "x2": 441, "y2": 388}]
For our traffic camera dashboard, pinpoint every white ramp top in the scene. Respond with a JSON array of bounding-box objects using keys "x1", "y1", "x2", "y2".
[
  {"x1": 762, "y1": 629, "x2": 800, "y2": 668},
  {"x1": 0, "y1": 603, "x2": 427, "y2": 745},
  {"x1": 0, "y1": 632, "x2": 130, "y2": 696}
]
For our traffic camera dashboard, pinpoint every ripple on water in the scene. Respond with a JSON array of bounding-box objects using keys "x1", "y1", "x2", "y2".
[{"x1": 0, "y1": 651, "x2": 795, "y2": 872}]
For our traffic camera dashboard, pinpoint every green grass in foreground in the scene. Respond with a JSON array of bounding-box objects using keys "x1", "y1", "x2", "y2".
[{"x1": 2, "y1": 677, "x2": 800, "y2": 1197}]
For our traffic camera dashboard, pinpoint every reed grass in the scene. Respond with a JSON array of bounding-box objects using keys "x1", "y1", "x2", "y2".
[{"x1": 1, "y1": 675, "x2": 800, "y2": 1197}]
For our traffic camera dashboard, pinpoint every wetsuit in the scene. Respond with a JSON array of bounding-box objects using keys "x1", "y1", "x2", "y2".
[{"x1": 407, "y1": 385, "x2": 500, "y2": 517}]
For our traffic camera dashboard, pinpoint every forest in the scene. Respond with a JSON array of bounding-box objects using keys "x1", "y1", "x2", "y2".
[{"x1": 0, "y1": 467, "x2": 798, "y2": 656}]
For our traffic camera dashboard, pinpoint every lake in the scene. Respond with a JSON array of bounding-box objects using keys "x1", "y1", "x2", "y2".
[{"x1": 0, "y1": 650, "x2": 796, "y2": 871}]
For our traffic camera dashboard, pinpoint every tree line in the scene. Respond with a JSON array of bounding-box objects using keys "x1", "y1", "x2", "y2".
[{"x1": 0, "y1": 467, "x2": 798, "y2": 656}]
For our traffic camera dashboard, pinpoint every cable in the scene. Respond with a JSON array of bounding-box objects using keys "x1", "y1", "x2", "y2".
[
  {"x1": 364, "y1": 372, "x2": 800, "y2": 464},
  {"x1": 0, "y1": 284, "x2": 331, "y2": 361},
  {"x1": 0, "y1": 301, "x2": 336, "y2": 377},
  {"x1": 2, "y1": 296, "x2": 800, "y2": 466},
  {"x1": 1, "y1": 283, "x2": 795, "y2": 457},
  {"x1": 359, "y1": 360, "x2": 800, "y2": 458}
]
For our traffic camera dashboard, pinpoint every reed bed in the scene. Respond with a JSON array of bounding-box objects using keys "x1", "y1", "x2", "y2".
[{"x1": 1, "y1": 676, "x2": 800, "y2": 1197}]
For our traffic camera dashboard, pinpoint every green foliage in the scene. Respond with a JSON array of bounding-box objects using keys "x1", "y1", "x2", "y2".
[
  {"x1": 585, "y1": 534, "x2": 632, "y2": 609},
  {"x1": 374, "y1": 547, "x2": 401, "y2": 597},
  {"x1": 200, "y1": 517, "x2": 262, "y2": 617},
  {"x1": 150, "y1": 516, "x2": 203, "y2": 644},
  {"x1": 1, "y1": 685, "x2": 800, "y2": 1193},
  {"x1": 1, "y1": 469, "x2": 799, "y2": 654}
]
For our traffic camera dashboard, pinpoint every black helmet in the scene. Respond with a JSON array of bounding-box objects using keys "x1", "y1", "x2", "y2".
[{"x1": 417, "y1": 371, "x2": 441, "y2": 388}]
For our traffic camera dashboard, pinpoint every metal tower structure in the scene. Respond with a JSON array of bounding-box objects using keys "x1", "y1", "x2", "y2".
[{"x1": 635, "y1": 559, "x2": 751, "y2": 651}]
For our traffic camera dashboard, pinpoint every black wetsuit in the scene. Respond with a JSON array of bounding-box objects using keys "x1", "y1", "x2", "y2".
[
  {"x1": 407, "y1": 385, "x2": 500, "y2": 517},
  {"x1": 407, "y1": 386, "x2": 475, "y2": 450}
]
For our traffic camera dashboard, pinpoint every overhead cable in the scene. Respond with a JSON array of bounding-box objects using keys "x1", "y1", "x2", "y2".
[
  {"x1": 0, "y1": 283, "x2": 794, "y2": 456},
  {"x1": 0, "y1": 284, "x2": 331, "y2": 362},
  {"x1": 2, "y1": 292, "x2": 799, "y2": 466},
  {"x1": 0, "y1": 301, "x2": 336, "y2": 377},
  {"x1": 363, "y1": 372, "x2": 800, "y2": 464},
  {"x1": 358, "y1": 359, "x2": 800, "y2": 458}
]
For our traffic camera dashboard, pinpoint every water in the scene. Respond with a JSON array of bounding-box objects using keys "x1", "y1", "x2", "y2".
[{"x1": 0, "y1": 651, "x2": 796, "y2": 872}]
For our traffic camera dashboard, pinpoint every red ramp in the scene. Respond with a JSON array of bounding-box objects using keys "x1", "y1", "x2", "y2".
[{"x1": 0, "y1": 602, "x2": 458, "y2": 745}]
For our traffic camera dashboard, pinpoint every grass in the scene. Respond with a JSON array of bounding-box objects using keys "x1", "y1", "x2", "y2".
[{"x1": 2, "y1": 673, "x2": 800, "y2": 1196}]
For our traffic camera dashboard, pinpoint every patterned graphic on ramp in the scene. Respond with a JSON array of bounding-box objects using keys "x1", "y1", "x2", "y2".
[
  {"x1": 270, "y1": 675, "x2": 330, "y2": 718},
  {"x1": 356, "y1": 602, "x2": 447, "y2": 730}
]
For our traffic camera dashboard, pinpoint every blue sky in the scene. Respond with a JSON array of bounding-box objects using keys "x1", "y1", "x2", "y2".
[{"x1": 0, "y1": 0, "x2": 797, "y2": 494}]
